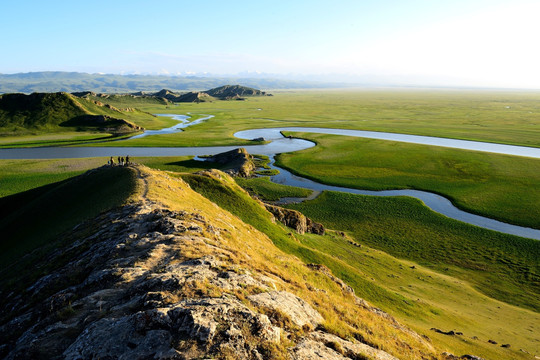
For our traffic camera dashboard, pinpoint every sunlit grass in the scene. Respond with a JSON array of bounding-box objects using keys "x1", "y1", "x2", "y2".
[
  {"x1": 276, "y1": 132, "x2": 540, "y2": 229},
  {"x1": 183, "y1": 169, "x2": 539, "y2": 359}
]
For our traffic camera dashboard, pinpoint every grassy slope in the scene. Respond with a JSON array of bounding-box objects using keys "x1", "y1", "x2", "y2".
[
  {"x1": 286, "y1": 191, "x2": 540, "y2": 311},
  {"x1": 180, "y1": 170, "x2": 538, "y2": 359},
  {"x1": 276, "y1": 132, "x2": 540, "y2": 229},
  {"x1": 0, "y1": 158, "x2": 537, "y2": 357},
  {"x1": 0, "y1": 92, "x2": 87, "y2": 129},
  {"x1": 235, "y1": 176, "x2": 540, "y2": 310},
  {"x1": 0, "y1": 156, "x2": 221, "y2": 198},
  {"x1": 136, "y1": 166, "x2": 443, "y2": 359},
  {"x1": 235, "y1": 176, "x2": 312, "y2": 201}
]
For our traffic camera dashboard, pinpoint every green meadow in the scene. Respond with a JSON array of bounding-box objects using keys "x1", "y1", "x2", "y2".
[{"x1": 275, "y1": 132, "x2": 540, "y2": 229}]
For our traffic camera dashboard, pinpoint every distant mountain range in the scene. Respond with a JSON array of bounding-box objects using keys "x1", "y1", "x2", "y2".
[{"x1": 0, "y1": 72, "x2": 349, "y2": 94}]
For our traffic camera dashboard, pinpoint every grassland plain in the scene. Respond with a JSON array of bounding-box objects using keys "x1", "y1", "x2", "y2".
[
  {"x1": 275, "y1": 132, "x2": 540, "y2": 229},
  {"x1": 104, "y1": 89, "x2": 540, "y2": 148},
  {"x1": 283, "y1": 191, "x2": 540, "y2": 311},
  {"x1": 4, "y1": 90, "x2": 540, "y2": 148},
  {"x1": 181, "y1": 170, "x2": 539, "y2": 360}
]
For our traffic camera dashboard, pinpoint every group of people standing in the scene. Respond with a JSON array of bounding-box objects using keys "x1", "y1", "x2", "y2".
[{"x1": 108, "y1": 155, "x2": 130, "y2": 166}]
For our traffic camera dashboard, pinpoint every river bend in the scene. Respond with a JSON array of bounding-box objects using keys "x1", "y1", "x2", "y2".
[{"x1": 0, "y1": 118, "x2": 539, "y2": 240}]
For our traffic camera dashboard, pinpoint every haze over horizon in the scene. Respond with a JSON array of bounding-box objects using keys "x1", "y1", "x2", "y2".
[{"x1": 2, "y1": 0, "x2": 540, "y2": 89}]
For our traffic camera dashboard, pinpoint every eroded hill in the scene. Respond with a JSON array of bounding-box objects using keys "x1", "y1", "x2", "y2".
[{"x1": 0, "y1": 92, "x2": 148, "y2": 134}]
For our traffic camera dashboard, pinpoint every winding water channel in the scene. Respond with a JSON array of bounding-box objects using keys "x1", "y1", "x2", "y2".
[{"x1": 1, "y1": 114, "x2": 539, "y2": 240}]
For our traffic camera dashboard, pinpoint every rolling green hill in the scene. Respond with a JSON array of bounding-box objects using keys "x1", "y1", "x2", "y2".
[{"x1": 0, "y1": 92, "x2": 151, "y2": 134}]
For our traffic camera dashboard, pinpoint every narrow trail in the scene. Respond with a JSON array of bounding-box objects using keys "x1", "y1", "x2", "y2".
[{"x1": 131, "y1": 164, "x2": 150, "y2": 201}]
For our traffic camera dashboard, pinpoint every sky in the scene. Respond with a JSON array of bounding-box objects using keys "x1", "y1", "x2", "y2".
[{"x1": 1, "y1": 0, "x2": 540, "y2": 88}]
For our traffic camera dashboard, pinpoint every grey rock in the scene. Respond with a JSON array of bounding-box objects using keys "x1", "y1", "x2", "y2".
[
  {"x1": 289, "y1": 339, "x2": 348, "y2": 360},
  {"x1": 265, "y1": 204, "x2": 325, "y2": 235},
  {"x1": 64, "y1": 317, "x2": 175, "y2": 360},
  {"x1": 249, "y1": 291, "x2": 323, "y2": 328},
  {"x1": 310, "y1": 331, "x2": 398, "y2": 360}
]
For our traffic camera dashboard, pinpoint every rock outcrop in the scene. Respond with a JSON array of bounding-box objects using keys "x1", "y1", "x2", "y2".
[
  {"x1": 265, "y1": 204, "x2": 325, "y2": 235},
  {"x1": 207, "y1": 148, "x2": 256, "y2": 177},
  {"x1": 0, "y1": 204, "x2": 287, "y2": 359}
]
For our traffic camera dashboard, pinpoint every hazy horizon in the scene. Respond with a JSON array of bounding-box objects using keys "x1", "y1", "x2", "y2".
[{"x1": 2, "y1": 0, "x2": 540, "y2": 89}]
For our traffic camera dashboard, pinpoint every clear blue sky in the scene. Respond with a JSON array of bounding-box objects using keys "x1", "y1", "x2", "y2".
[{"x1": 2, "y1": 0, "x2": 539, "y2": 88}]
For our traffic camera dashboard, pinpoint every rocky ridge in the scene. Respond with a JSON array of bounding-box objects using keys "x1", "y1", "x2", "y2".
[{"x1": 0, "y1": 165, "x2": 437, "y2": 359}]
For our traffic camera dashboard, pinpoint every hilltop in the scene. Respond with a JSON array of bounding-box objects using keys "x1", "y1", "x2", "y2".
[
  {"x1": 205, "y1": 84, "x2": 270, "y2": 99},
  {"x1": 0, "y1": 92, "x2": 147, "y2": 134},
  {"x1": 0, "y1": 164, "x2": 442, "y2": 360}
]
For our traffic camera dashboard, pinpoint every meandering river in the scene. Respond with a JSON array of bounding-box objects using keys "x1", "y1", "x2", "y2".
[{"x1": 1, "y1": 114, "x2": 539, "y2": 240}]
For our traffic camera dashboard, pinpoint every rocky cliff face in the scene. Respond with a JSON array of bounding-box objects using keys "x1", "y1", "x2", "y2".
[
  {"x1": 265, "y1": 204, "x2": 325, "y2": 235},
  {"x1": 0, "y1": 165, "x2": 437, "y2": 360}
]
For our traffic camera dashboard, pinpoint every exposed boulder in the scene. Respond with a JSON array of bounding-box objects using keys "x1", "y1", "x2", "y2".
[
  {"x1": 249, "y1": 291, "x2": 324, "y2": 328},
  {"x1": 289, "y1": 339, "x2": 349, "y2": 360},
  {"x1": 64, "y1": 297, "x2": 280, "y2": 360},
  {"x1": 289, "y1": 331, "x2": 400, "y2": 360}
]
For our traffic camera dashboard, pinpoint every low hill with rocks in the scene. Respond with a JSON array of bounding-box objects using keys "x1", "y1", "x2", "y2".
[{"x1": 0, "y1": 164, "x2": 446, "y2": 360}]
